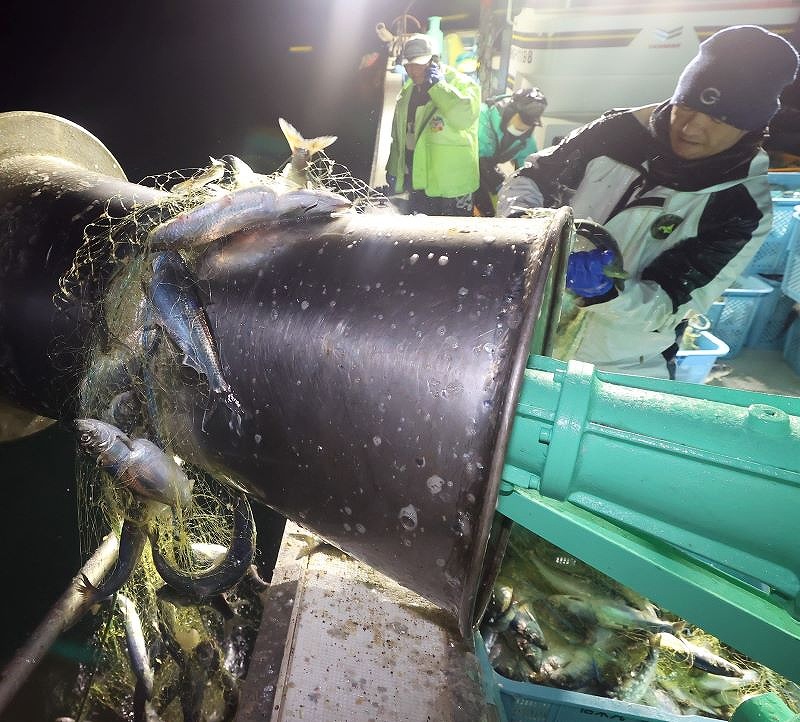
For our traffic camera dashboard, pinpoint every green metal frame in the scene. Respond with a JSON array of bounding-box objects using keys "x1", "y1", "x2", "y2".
[{"x1": 496, "y1": 354, "x2": 800, "y2": 682}]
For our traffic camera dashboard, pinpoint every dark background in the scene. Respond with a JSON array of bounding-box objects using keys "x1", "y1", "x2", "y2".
[
  {"x1": 1, "y1": 0, "x2": 478, "y2": 181},
  {"x1": 0, "y1": 0, "x2": 479, "y2": 703}
]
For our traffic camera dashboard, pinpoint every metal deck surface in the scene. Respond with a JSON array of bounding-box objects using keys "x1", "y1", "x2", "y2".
[{"x1": 236, "y1": 522, "x2": 498, "y2": 722}]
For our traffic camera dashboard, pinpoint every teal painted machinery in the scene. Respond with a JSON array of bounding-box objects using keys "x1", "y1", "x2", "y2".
[{"x1": 499, "y1": 355, "x2": 800, "y2": 681}]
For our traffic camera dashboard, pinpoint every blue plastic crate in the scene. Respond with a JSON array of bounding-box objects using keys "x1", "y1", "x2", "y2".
[
  {"x1": 782, "y1": 208, "x2": 800, "y2": 303},
  {"x1": 475, "y1": 631, "x2": 711, "y2": 722},
  {"x1": 675, "y1": 330, "x2": 729, "y2": 383},
  {"x1": 743, "y1": 198, "x2": 800, "y2": 275},
  {"x1": 767, "y1": 171, "x2": 800, "y2": 196},
  {"x1": 744, "y1": 173, "x2": 800, "y2": 275},
  {"x1": 784, "y1": 317, "x2": 800, "y2": 377},
  {"x1": 745, "y1": 275, "x2": 796, "y2": 350},
  {"x1": 712, "y1": 276, "x2": 774, "y2": 359}
]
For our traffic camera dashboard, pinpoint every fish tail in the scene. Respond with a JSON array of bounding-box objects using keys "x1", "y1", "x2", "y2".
[
  {"x1": 224, "y1": 391, "x2": 244, "y2": 436},
  {"x1": 279, "y1": 117, "x2": 337, "y2": 157},
  {"x1": 201, "y1": 390, "x2": 244, "y2": 435},
  {"x1": 305, "y1": 134, "x2": 338, "y2": 157},
  {"x1": 279, "y1": 117, "x2": 304, "y2": 153},
  {"x1": 76, "y1": 573, "x2": 100, "y2": 602}
]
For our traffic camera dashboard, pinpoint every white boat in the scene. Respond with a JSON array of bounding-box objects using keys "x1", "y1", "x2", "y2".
[{"x1": 509, "y1": 0, "x2": 800, "y2": 132}]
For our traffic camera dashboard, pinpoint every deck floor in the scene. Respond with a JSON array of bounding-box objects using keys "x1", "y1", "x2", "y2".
[{"x1": 706, "y1": 347, "x2": 800, "y2": 397}]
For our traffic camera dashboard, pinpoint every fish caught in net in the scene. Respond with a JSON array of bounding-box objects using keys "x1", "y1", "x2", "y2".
[{"x1": 52, "y1": 137, "x2": 386, "y2": 720}]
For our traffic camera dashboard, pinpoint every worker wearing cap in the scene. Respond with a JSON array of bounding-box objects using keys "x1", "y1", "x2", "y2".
[
  {"x1": 474, "y1": 88, "x2": 547, "y2": 216},
  {"x1": 385, "y1": 33, "x2": 481, "y2": 215},
  {"x1": 498, "y1": 25, "x2": 799, "y2": 379}
]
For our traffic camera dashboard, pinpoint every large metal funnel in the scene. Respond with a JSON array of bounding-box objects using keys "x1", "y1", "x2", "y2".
[{"x1": 0, "y1": 111, "x2": 572, "y2": 634}]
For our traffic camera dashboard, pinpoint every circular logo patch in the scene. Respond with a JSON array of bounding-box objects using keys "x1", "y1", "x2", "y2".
[
  {"x1": 651, "y1": 213, "x2": 683, "y2": 240},
  {"x1": 700, "y1": 87, "x2": 721, "y2": 105}
]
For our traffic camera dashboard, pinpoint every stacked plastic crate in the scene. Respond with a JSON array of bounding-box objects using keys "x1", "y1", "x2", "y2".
[
  {"x1": 706, "y1": 172, "x2": 800, "y2": 365},
  {"x1": 781, "y1": 197, "x2": 800, "y2": 374}
]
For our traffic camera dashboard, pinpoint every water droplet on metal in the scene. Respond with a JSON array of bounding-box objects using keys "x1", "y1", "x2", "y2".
[
  {"x1": 427, "y1": 475, "x2": 444, "y2": 495},
  {"x1": 398, "y1": 504, "x2": 418, "y2": 530}
]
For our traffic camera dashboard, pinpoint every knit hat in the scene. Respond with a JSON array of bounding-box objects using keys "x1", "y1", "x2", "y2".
[
  {"x1": 512, "y1": 88, "x2": 548, "y2": 126},
  {"x1": 671, "y1": 25, "x2": 799, "y2": 131},
  {"x1": 402, "y1": 34, "x2": 434, "y2": 65}
]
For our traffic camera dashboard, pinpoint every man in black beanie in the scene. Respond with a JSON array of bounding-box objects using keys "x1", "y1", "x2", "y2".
[{"x1": 497, "y1": 25, "x2": 799, "y2": 379}]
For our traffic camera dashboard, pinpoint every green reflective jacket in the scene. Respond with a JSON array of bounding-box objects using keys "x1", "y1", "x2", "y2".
[
  {"x1": 478, "y1": 101, "x2": 538, "y2": 169},
  {"x1": 386, "y1": 66, "x2": 480, "y2": 198}
]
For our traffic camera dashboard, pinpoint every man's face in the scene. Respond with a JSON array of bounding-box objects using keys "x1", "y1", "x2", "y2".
[
  {"x1": 404, "y1": 61, "x2": 428, "y2": 87},
  {"x1": 669, "y1": 104, "x2": 748, "y2": 160}
]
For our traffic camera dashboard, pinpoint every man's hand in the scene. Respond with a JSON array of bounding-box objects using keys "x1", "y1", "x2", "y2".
[
  {"x1": 566, "y1": 249, "x2": 617, "y2": 297},
  {"x1": 426, "y1": 63, "x2": 443, "y2": 87}
]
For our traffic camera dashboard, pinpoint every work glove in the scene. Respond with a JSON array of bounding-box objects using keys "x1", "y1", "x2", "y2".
[
  {"x1": 426, "y1": 63, "x2": 443, "y2": 87},
  {"x1": 566, "y1": 248, "x2": 617, "y2": 298}
]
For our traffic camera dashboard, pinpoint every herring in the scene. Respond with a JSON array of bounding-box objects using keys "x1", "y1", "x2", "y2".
[
  {"x1": 117, "y1": 592, "x2": 155, "y2": 700},
  {"x1": 77, "y1": 518, "x2": 147, "y2": 604},
  {"x1": 148, "y1": 250, "x2": 243, "y2": 434},
  {"x1": 146, "y1": 184, "x2": 350, "y2": 250},
  {"x1": 75, "y1": 418, "x2": 193, "y2": 508}
]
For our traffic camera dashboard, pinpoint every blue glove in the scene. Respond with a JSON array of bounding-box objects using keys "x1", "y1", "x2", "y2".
[
  {"x1": 426, "y1": 63, "x2": 443, "y2": 87},
  {"x1": 566, "y1": 249, "x2": 617, "y2": 297}
]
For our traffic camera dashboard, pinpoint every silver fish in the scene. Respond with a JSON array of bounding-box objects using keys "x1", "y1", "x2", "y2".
[
  {"x1": 149, "y1": 174, "x2": 349, "y2": 251},
  {"x1": 148, "y1": 250, "x2": 242, "y2": 434},
  {"x1": 75, "y1": 418, "x2": 193, "y2": 508},
  {"x1": 170, "y1": 157, "x2": 226, "y2": 196},
  {"x1": 278, "y1": 117, "x2": 337, "y2": 188},
  {"x1": 117, "y1": 593, "x2": 155, "y2": 700},
  {"x1": 77, "y1": 517, "x2": 147, "y2": 604},
  {"x1": 655, "y1": 632, "x2": 746, "y2": 677},
  {"x1": 613, "y1": 640, "x2": 660, "y2": 703},
  {"x1": 545, "y1": 594, "x2": 682, "y2": 635}
]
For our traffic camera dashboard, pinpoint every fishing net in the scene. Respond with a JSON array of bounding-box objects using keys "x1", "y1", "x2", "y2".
[
  {"x1": 54, "y1": 148, "x2": 385, "y2": 720},
  {"x1": 480, "y1": 526, "x2": 800, "y2": 720}
]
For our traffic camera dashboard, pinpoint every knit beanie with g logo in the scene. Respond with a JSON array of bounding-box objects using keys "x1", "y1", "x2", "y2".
[{"x1": 671, "y1": 25, "x2": 799, "y2": 131}]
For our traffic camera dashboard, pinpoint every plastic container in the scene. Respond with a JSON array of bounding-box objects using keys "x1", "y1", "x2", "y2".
[
  {"x1": 743, "y1": 199, "x2": 800, "y2": 275},
  {"x1": 705, "y1": 300, "x2": 724, "y2": 328},
  {"x1": 745, "y1": 275, "x2": 797, "y2": 350},
  {"x1": 767, "y1": 171, "x2": 800, "y2": 196},
  {"x1": 744, "y1": 173, "x2": 800, "y2": 275},
  {"x1": 711, "y1": 276, "x2": 775, "y2": 358},
  {"x1": 675, "y1": 330, "x2": 730, "y2": 383},
  {"x1": 781, "y1": 208, "x2": 800, "y2": 303},
  {"x1": 475, "y1": 632, "x2": 711, "y2": 722},
  {"x1": 783, "y1": 317, "x2": 800, "y2": 377}
]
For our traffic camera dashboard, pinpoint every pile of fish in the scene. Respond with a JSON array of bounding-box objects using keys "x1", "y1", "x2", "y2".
[{"x1": 480, "y1": 528, "x2": 800, "y2": 719}]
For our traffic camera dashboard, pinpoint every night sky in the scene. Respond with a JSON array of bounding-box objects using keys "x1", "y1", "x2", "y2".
[{"x1": 2, "y1": 0, "x2": 478, "y2": 182}]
